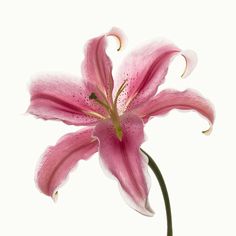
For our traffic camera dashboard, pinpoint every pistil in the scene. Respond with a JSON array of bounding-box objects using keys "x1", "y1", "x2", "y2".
[{"x1": 89, "y1": 80, "x2": 127, "y2": 141}]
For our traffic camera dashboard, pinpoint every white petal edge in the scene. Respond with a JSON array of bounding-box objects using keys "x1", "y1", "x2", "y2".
[
  {"x1": 98, "y1": 154, "x2": 154, "y2": 217},
  {"x1": 181, "y1": 50, "x2": 198, "y2": 78}
]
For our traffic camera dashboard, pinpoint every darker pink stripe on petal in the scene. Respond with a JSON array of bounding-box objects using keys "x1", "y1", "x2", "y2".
[
  {"x1": 36, "y1": 128, "x2": 98, "y2": 197},
  {"x1": 93, "y1": 114, "x2": 154, "y2": 216},
  {"x1": 134, "y1": 89, "x2": 215, "y2": 128},
  {"x1": 27, "y1": 75, "x2": 107, "y2": 126},
  {"x1": 31, "y1": 93, "x2": 86, "y2": 114},
  {"x1": 115, "y1": 41, "x2": 180, "y2": 112},
  {"x1": 82, "y1": 34, "x2": 114, "y2": 101}
]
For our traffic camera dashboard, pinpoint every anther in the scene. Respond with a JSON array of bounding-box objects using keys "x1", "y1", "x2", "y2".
[
  {"x1": 89, "y1": 92, "x2": 97, "y2": 100},
  {"x1": 89, "y1": 92, "x2": 111, "y2": 112}
]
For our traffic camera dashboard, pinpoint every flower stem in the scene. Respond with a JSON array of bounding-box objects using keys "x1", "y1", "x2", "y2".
[{"x1": 140, "y1": 148, "x2": 172, "y2": 236}]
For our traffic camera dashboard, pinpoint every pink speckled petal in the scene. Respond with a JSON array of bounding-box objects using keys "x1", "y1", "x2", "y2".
[
  {"x1": 93, "y1": 114, "x2": 153, "y2": 216},
  {"x1": 82, "y1": 30, "x2": 121, "y2": 102},
  {"x1": 36, "y1": 128, "x2": 98, "y2": 197},
  {"x1": 115, "y1": 41, "x2": 197, "y2": 113},
  {"x1": 134, "y1": 89, "x2": 215, "y2": 131},
  {"x1": 28, "y1": 75, "x2": 108, "y2": 126}
]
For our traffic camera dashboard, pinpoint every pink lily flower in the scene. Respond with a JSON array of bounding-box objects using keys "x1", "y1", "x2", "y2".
[{"x1": 28, "y1": 28, "x2": 214, "y2": 216}]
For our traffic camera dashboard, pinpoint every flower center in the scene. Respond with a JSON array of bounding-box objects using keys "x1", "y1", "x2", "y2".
[{"x1": 89, "y1": 80, "x2": 127, "y2": 141}]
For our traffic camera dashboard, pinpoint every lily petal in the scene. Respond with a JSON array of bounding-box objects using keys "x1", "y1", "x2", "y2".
[
  {"x1": 181, "y1": 50, "x2": 198, "y2": 78},
  {"x1": 134, "y1": 89, "x2": 215, "y2": 130},
  {"x1": 28, "y1": 75, "x2": 107, "y2": 126},
  {"x1": 115, "y1": 41, "x2": 197, "y2": 112},
  {"x1": 36, "y1": 128, "x2": 98, "y2": 197},
  {"x1": 93, "y1": 114, "x2": 153, "y2": 216},
  {"x1": 82, "y1": 30, "x2": 119, "y2": 102},
  {"x1": 108, "y1": 27, "x2": 126, "y2": 51}
]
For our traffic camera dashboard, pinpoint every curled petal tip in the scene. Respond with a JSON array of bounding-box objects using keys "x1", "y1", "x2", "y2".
[
  {"x1": 107, "y1": 27, "x2": 126, "y2": 51},
  {"x1": 180, "y1": 50, "x2": 198, "y2": 79},
  {"x1": 139, "y1": 208, "x2": 154, "y2": 217},
  {"x1": 202, "y1": 125, "x2": 213, "y2": 135},
  {"x1": 143, "y1": 201, "x2": 155, "y2": 217},
  {"x1": 52, "y1": 191, "x2": 58, "y2": 202}
]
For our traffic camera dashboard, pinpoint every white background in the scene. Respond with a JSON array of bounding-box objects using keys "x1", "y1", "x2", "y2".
[{"x1": 0, "y1": 0, "x2": 235, "y2": 235}]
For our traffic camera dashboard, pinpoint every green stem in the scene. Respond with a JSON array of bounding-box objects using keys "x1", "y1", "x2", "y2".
[{"x1": 140, "y1": 148, "x2": 172, "y2": 236}]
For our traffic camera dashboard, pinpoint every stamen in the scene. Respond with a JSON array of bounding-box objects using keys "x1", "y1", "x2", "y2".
[
  {"x1": 114, "y1": 79, "x2": 127, "y2": 107},
  {"x1": 110, "y1": 80, "x2": 128, "y2": 141},
  {"x1": 85, "y1": 111, "x2": 106, "y2": 120},
  {"x1": 89, "y1": 92, "x2": 111, "y2": 111},
  {"x1": 89, "y1": 92, "x2": 97, "y2": 100}
]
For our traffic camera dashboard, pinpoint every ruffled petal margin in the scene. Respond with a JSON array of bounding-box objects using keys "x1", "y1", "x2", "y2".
[
  {"x1": 36, "y1": 128, "x2": 98, "y2": 198},
  {"x1": 28, "y1": 75, "x2": 107, "y2": 126},
  {"x1": 134, "y1": 89, "x2": 215, "y2": 132}
]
